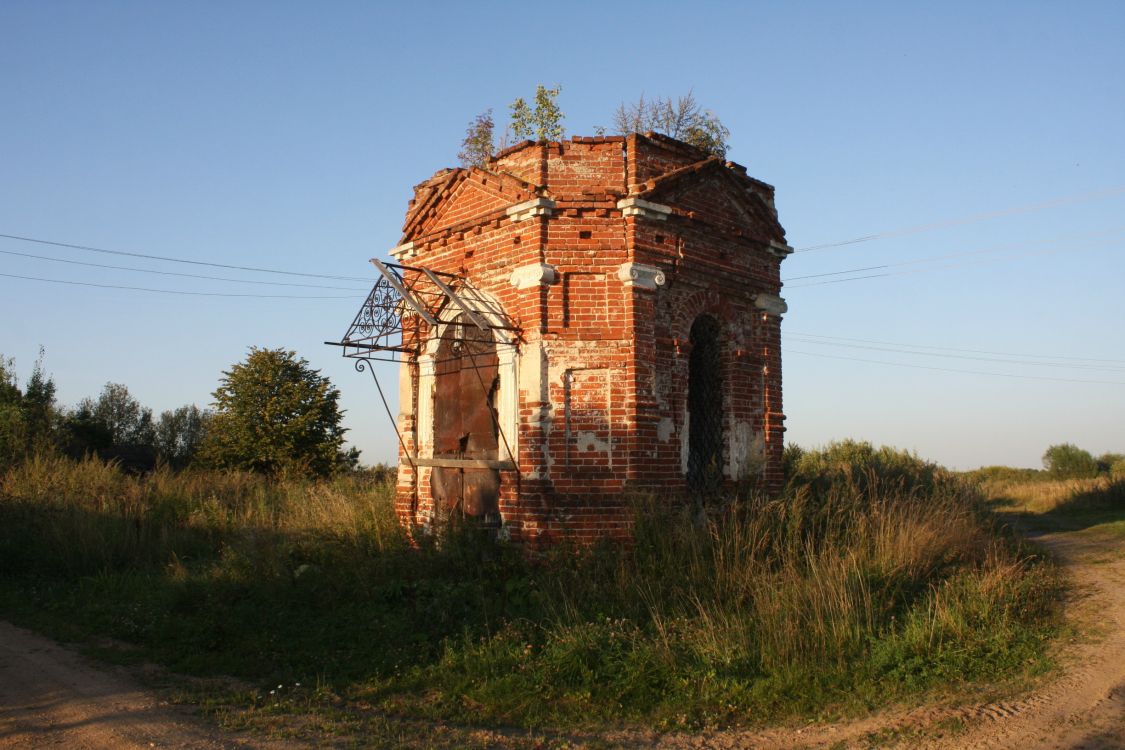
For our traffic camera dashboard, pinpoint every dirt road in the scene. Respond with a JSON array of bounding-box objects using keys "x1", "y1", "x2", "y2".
[
  {"x1": 1, "y1": 523, "x2": 1123, "y2": 749},
  {"x1": 0, "y1": 621, "x2": 265, "y2": 749}
]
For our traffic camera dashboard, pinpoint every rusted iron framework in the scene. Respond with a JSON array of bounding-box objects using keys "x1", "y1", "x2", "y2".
[
  {"x1": 325, "y1": 259, "x2": 522, "y2": 481},
  {"x1": 326, "y1": 259, "x2": 520, "y2": 364}
]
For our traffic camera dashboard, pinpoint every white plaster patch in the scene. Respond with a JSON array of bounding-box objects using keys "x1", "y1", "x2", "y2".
[
  {"x1": 731, "y1": 422, "x2": 766, "y2": 481},
  {"x1": 577, "y1": 431, "x2": 611, "y2": 454},
  {"x1": 657, "y1": 417, "x2": 675, "y2": 443}
]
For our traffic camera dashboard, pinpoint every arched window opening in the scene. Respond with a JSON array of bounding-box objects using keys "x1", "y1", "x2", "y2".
[{"x1": 687, "y1": 314, "x2": 724, "y2": 493}]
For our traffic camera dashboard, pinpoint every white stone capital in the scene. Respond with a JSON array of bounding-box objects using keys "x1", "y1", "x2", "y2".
[
  {"x1": 506, "y1": 197, "x2": 556, "y2": 222},
  {"x1": 768, "y1": 240, "x2": 794, "y2": 258},
  {"x1": 617, "y1": 197, "x2": 672, "y2": 220},
  {"x1": 389, "y1": 241, "x2": 416, "y2": 259},
  {"x1": 509, "y1": 262, "x2": 558, "y2": 289},
  {"x1": 617, "y1": 262, "x2": 666, "y2": 291},
  {"x1": 754, "y1": 293, "x2": 788, "y2": 315}
]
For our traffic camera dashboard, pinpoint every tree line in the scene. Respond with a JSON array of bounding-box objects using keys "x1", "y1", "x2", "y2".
[{"x1": 0, "y1": 347, "x2": 360, "y2": 478}]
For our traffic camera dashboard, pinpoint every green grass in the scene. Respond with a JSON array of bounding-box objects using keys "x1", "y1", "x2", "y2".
[{"x1": 0, "y1": 446, "x2": 1064, "y2": 736}]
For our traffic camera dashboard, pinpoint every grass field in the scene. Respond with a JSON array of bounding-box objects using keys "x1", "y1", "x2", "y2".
[
  {"x1": 0, "y1": 445, "x2": 1066, "y2": 736},
  {"x1": 979, "y1": 474, "x2": 1125, "y2": 541}
]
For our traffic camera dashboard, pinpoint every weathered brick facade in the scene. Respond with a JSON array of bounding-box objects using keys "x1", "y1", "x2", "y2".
[{"x1": 388, "y1": 133, "x2": 790, "y2": 545}]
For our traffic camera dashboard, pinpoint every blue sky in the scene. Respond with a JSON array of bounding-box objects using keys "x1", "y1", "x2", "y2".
[{"x1": 2, "y1": 1, "x2": 1122, "y2": 469}]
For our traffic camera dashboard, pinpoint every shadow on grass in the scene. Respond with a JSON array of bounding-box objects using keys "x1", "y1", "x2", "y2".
[
  {"x1": 0, "y1": 500, "x2": 542, "y2": 689},
  {"x1": 985, "y1": 479, "x2": 1125, "y2": 534}
]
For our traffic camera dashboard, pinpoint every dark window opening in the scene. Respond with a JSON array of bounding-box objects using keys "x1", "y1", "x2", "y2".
[{"x1": 687, "y1": 314, "x2": 724, "y2": 494}]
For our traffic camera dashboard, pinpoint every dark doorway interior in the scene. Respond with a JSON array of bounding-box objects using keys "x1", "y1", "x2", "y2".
[{"x1": 687, "y1": 314, "x2": 723, "y2": 493}]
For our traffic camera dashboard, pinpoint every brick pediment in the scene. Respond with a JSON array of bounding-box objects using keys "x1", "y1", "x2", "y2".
[
  {"x1": 401, "y1": 168, "x2": 544, "y2": 242},
  {"x1": 635, "y1": 158, "x2": 785, "y2": 244}
]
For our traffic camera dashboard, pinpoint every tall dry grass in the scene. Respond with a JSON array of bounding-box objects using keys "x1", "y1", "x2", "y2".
[
  {"x1": 0, "y1": 445, "x2": 1063, "y2": 729},
  {"x1": 980, "y1": 475, "x2": 1125, "y2": 515},
  {"x1": 0, "y1": 452, "x2": 401, "y2": 575}
]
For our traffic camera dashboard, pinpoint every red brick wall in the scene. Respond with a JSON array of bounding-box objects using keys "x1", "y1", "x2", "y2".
[{"x1": 392, "y1": 134, "x2": 788, "y2": 546}]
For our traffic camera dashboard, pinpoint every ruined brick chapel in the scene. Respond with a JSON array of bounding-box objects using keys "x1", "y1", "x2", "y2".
[{"x1": 336, "y1": 132, "x2": 791, "y2": 545}]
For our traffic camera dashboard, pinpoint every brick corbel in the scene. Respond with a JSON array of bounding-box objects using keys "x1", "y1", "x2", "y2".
[
  {"x1": 753, "y1": 293, "x2": 788, "y2": 315},
  {"x1": 617, "y1": 262, "x2": 666, "y2": 291},
  {"x1": 617, "y1": 197, "x2": 673, "y2": 221},
  {"x1": 389, "y1": 241, "x2": 416, "y2": 260},
  {"x1": 509, "y1": 262, "x2": 558, "y2": 289},
  {"x1": 506, "y1": 197, "x2": 556, "y2": 222},
  {"x1": 767, "y1": 240, "x2": 794, "y2": 258}
]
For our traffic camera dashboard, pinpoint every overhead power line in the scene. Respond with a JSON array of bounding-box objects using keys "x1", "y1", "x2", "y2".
[
  {"x1": 785, "y1": 335, "x2": 1125, "y2": 373},
  {"x1": 0, "y1": 248, "x2": 371, "y2": 291},
  {"x1": 786, "y1": 349, "x2": 1125, "y2": 386},
  {"x1": 784, "y1": 236, "x2": 1124, "y2": 289},
  {"x1": 793, "y1": 185, "x2": 1125, "y2": 253},
  {"x1": 0, "y1": 232, "x2": 374, "y2": 283},
  {"x1": 784, "y1": 331, "x2": 1125, "y2": 365},
  {"x1": 0, "y1": 271, "x2": 364, "y2": 299},
  {"x1": 784, "y1": 226, "x2": 1125, "y2": 282}
]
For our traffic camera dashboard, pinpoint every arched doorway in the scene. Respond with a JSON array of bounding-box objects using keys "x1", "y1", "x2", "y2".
[
  {"x1": 430, "y1": 315, "x2": 501, "y2": 520},
  {"x1": 687, "y1": 314, "x2": 724, "y2": 493}
]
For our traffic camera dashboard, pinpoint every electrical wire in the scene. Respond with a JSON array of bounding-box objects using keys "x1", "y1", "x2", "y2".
[
  {"x1": 0, "y1": 271, "x2": 364, "y2": 299},
  {"x1": 783, "y1": 226, "x2": 1125, "y2": 282},
  {"x1": 785, "y1": 349, "x2": 1125, "y2": 386},
  {"x1": 784, "y1": 237, "x2": 1124, "y2": 288},
  {"x1": 0, "y1": 248, "x2": 370, "y2": 291},
  {"x1": 785, "y1": 335, "x2": 1125, "y2": 373},
  {"x1": 783, "y1": 331, "x2": 1125, "y2": 365},
  {"x1": 0, "y1": 232, "x2": 374, "y2": 282},
  {"x1": 792, "y1": 184, "x2": 1125, "y2": 253}
]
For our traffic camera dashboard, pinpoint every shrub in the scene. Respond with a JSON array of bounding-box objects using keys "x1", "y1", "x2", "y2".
[
  {"x1": 1042, "y1": 443, "x2": 1099, "y2": 479},
  {"x1": 785, "y1": 440, "x2": 944, "y2": 496}
]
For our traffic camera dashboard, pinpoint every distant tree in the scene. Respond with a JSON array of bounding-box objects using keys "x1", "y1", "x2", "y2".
[
  {"x1": 83, "y1": 382, "x2": 155, "y2": 448},
  {"x1": 1096, "y1": 452, "x2": 1125, "y2": 477},
  {"x1": 509, "y1": 85, "x2": 565, "y2": 142},
  {"x1": 154, "y1": 405, "x2": 211, "y2": 468},
  {"x1": 0, "y1": 355, "x2": 26, "y2": 469},
  {"x1": 458, "y1": 109, "x2": 495, "y2": 168},
  {"x1": 1042, "y1": 443, "x2": 1099, "y2": 479},
  {"x1": 21, "y1": 348, "x2": 58, "y2": 454},
  {"x1": 611, "y1": 91, "x2": 731, "y2": 158},
  {"x1": 198, "y1": 347, "x2": 347, "y2": 477},
  {"x1": 60, "y1": 401, "x2": 114, "y2": 457}
]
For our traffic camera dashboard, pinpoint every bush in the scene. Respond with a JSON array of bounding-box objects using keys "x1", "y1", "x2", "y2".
[
  {"x1": 1042, "y1": 443, "x2": 1099, "y2": 479},
  {"x1": 785, "y1": 440, "x2": 944, "y2": 496}
]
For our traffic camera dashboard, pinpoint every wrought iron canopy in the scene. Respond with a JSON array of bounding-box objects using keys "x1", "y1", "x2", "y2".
[{"x1": 325, "y1": 259, "x2": 520, "y2": 363}]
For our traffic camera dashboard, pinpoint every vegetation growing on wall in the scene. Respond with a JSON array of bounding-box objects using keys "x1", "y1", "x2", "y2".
[{"x1": 610, "y1": 91, "x2": 731, "y2": 158}]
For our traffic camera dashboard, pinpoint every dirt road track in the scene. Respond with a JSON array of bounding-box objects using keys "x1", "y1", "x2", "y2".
[
  {"x1": 1, "y1": 524, "x2": 1123, "y2": 749},
  {"x1": 0, "y1": 620, "x2": 264, "y2": 749}
]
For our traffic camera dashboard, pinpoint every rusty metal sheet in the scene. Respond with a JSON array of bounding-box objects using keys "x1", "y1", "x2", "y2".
[{"x1": 430, "y1": 316, "x2": 501, "y2": 518}]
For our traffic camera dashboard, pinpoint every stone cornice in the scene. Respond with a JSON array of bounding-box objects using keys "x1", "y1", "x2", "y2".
[
  {"x1": 617, "y1": 262, "x2": 667, "y2": 291},
  {"x1": 509, "y1": 263, "x2": 558, "y2": 289},
  {"x1": 389, "y1": 241, "x2": 416, "y2": 260},
  {"x1": 754, "y1": 293, "x2": 788, "y2": 315},
  {"x1": 617, "y1": 197, "x2": 673, "y2": 221},
  {"x1": 768, "y1": 240, "x2": 794, "y2": 258},
  {"x1": 507, "y1": 197, "x2": 556, "y2": 222}
]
